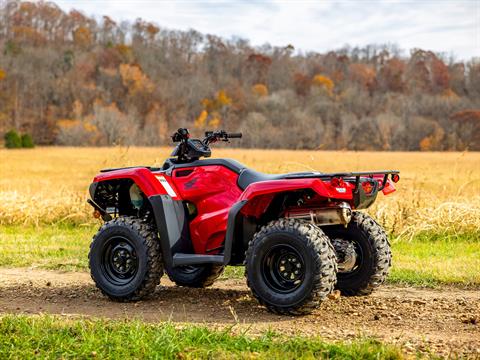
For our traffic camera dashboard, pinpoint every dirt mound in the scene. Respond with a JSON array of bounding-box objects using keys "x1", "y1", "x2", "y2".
[{"x1": 0, "y1": 268, "x2": 479, "y2": 357}]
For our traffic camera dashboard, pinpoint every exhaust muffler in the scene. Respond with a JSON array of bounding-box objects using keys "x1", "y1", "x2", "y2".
[{"x1": 286, "y1": 202, "x2": 352, "y2": 226}]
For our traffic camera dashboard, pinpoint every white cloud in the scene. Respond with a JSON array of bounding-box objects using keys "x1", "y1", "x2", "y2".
[{"x1": 54, "y1": 0, "x2": 479, "y2": 60}]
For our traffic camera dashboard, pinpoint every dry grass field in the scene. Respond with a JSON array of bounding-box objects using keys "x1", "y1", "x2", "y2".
[
  {"x1": 1, "y1": 147, "x2": 479, "y2": 238},
  {"x1": 1, "y1": 147, "x2": 479, "y2": 287},
  {"x1": 1, "y1": 147, "x2": 480, "y2": 358}
]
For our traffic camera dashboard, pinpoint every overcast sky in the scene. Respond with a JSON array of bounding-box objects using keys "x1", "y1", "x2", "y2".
[{"x1": 55, "y1": 0, "x2": 479, "y2": 60}]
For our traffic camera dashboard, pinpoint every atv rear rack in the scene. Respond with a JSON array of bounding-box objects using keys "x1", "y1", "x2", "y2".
[{"x1": 283, "y1": 170, "x2": 400, "y2": 191}]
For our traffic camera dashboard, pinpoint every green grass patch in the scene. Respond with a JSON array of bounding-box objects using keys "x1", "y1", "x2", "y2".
[
  {"x1": 389, "y1": 234, "x2": 480, "y2": 287},
  {"x1": 0, "y1": 225, "x2": 478, "y2": 287},
  {"x1": 0, "y1": 314, "x2": 402, "y2": 359},
  {"x1": 0, "y1": 224, "x2": 93, "y2": 271}
]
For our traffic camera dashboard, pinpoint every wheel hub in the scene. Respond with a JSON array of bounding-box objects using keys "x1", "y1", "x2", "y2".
[
  {"x1": 262, "y1": 245, "x2": 305, "y2": 293},
  {"x1": 277, "y1": 254, "x2": 303, "y2": 281},
  {"x1": 332, "y1": 238, "x2": 358, "y2": 272},
  {"x1": 111, "y1": 243, "x2": 135, "y2": 274},
  {"x1": 101, "y1": 237, "x2": 139, "y2": 284}
]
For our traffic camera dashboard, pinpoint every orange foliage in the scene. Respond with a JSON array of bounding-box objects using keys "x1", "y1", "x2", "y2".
[
  {"x1": 0, "y1": 69, "x2": 6, "y2": 81},
  {"x1": 247, "y1": 53, "x2": 272, "y2": 83},
  {"x1": 419, "y1": 137, "x2": 433, "y2": 151},
  {"x1": 441, "y1": 88, "x2": 459, "y2": 100},
  {"x1": 380, "y1": 58, "x2": 405, "y2": 92},
  {"x1": 450, "y1": 110, "x2": 480, "y2": 123},
  {"x1": 208, "y1": 113, "x2": 221, "y2": 128},
  {"x1": 349, "y1": 63, "x2": 377, "y2": 91},
  {"x1": 12, "y1": 26, "x2": 46, "y2": 45},
  {"x1": 194, "y1": 110, "x2": 208, "y2": 128},
  {"x1": 119, "y1": 64, "x2": 154, "y2": 93},
  {"x1": 146, "y1": 24, "x2": 159, "y2": 40},
  {"x1": 196, "y1": 90, "x2": 232, "y2": 128},
  {"x1": 431, "y1": 57, "x2": 450, "y2": 92},
  {"x1": 251, "y1": 83, "x2": 268, "y2": 97},
  {"x1": 73, "y1": 27, "x2": 92, "y2": 47},
  {"x1": 115, "y1": 44, "x2": 133, "y2": 59},
  {"x1": 312, "y1": 74, "x2": 334, "y2": 95},
  {"x1": 201, "y1": 90, "x2": 232, "y2": 112}
]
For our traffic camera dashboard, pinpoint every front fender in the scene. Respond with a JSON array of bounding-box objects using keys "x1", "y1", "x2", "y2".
[{"x1": 91, "y1": 168, "x2": 180, "y2": 199}]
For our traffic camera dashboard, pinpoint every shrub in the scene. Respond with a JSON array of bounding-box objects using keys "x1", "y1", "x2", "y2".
[
  {"x1": 4, "y1": 130, "x2": 22, "y2": 148},
  {"x1": 21, "y1": 133, "x2": 35, "y2": 148}
]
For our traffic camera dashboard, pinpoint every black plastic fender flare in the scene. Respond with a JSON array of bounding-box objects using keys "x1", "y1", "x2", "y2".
[{"x1": 148, "y1": 195, "x2": 247, "y2": 268}]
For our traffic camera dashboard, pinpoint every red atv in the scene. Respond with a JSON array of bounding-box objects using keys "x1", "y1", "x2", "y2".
[{"x1": 87, "y1": 128, "x2": 400, "y2": 315}]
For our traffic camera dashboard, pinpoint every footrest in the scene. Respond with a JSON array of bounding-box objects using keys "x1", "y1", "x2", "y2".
[{"x1": 172, "y1": 253, "x2": 224, "y2": 266}]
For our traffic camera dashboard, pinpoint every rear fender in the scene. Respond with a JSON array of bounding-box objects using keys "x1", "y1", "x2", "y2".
[{"x1": 238, "y1": 178, "x2": 351, "y2": 217}]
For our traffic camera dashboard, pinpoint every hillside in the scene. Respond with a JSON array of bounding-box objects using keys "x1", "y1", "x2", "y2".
[{"x1": 0, "y1": 0, "x2": 479, "y2": 150}]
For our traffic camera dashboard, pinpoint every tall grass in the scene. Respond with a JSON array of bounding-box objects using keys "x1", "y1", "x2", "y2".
[{"x1": 1, "y1": 147, "x2": 479, "y2": 239}]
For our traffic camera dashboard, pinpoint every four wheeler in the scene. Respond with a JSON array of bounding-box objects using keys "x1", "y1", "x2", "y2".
[{"x1": 87, "y1": 128, "x2": 400, "y2": 315}]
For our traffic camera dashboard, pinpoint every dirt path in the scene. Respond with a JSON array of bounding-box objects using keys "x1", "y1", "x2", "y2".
[{"x1": 0, "y1": 268, "x2": 479, "y2": 357}]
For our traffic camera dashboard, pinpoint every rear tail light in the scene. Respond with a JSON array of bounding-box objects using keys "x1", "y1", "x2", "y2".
[
  {"x1": 361, "y1": 181, "x2": 374, "y2": 194},
  {"x1": 392, "y1": 174, "x2": 400, "y2": 183},
  {"x1": 331, "y1": 177, "x2": 345, "y2": 187}
]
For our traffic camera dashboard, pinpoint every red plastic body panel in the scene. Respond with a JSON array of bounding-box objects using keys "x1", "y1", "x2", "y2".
[
  {"x1": 93, "y1": 168, "x2": 180, "y2": 200},
  {"x1": 169, "y1": 166, "x2": 242, "y2": 254},
  {"x1": 92, "y1": 165, "x2": 396, "y2": 255}
]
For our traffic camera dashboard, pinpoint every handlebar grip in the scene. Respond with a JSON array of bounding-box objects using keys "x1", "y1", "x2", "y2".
[{"x1": 228, "y1": 133, "x2": 242, "y2": 139}]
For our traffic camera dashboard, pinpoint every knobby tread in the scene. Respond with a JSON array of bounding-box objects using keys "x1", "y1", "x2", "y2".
[
  {"x1": 167, "y1": 264, "x2": 225, "y2": 288},
  {"x1": 89, "y1": 216, "x2": 163, "y2": 301},
  {"x1": 199, "y1": 265, "x2": 225, "y2": 287},
  {"x1": 245, "y1": 218, "x2": 337, "y2": 315},
  {"x1": 342, "y1": 212, "x2": 392, "y2": 296}
]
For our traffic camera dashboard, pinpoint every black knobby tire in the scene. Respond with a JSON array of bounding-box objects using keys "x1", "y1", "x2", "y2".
[
  {"x1": 89, "y1": 216, "x2": 163, "y2": 301},
  {"x1": 245, "y1": 218, "x2": 337, "y2": 315},
  {"x1": 167, "y1": 264, "x2": 224, "y2": 288},
  {"x1": 323, "y1": 211, "x2": 391, "y2": 296}
]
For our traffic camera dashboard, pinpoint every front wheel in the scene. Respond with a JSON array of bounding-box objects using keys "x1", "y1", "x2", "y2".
[
  {"x1": 245, "y1": 219, "x2": 337, "y2": 315},
  {"x1": 323, "y1": 212, "x2": 391, "y2": 296},
  {"x1": 89, "y1": 217, "x2": 163, "y2": 301}
]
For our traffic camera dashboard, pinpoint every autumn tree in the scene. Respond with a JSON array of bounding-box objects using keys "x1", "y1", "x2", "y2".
[{"x1": 0, "y1": 1, "x2": 478, "y2": 150}]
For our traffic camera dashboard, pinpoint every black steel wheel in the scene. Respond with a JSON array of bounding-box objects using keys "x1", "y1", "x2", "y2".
[
  {"x1": 323, "y1": 211, "x2": 391, "y2": 296},
  {"x1": 101, "y1": 236, "x2": 139, "y2": 286},
  {"x1": 245, "y1": 218, "x2": 337, "y2": 315},
  {"x1": 89, "y1": 217, "x2": 163, "y2": 301},
  {"x1": 262, "y1": 244, "x2": 305, "y2": 293}
]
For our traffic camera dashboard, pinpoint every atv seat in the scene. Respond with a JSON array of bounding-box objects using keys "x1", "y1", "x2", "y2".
[{"x1": 237, "y1": 168, "x2": 321, "y2": 190}]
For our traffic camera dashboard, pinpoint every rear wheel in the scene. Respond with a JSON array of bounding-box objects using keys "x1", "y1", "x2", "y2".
[
  {"x1": 89, "y1": 217, "x2": 163, "y2": 301},
  {"x1": 323, "y1": 212, "x2": 391, "y2": 296},
  {"x1": 166, "y1": 264, "x2": 224, "y2": 288},
  {"x1": 245, "y1": 219, "x2": 337, "y2": 315}
]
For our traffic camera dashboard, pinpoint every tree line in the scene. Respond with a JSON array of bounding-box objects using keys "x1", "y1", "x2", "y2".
[{"x1": 0, "y1": 0, "x2": 479, "y2": 150}]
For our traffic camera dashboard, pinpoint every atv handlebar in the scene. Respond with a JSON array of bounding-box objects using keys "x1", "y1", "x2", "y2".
[
  {"x1": 204, "y1": 130, "x2": 242, "y2": 144},
  {"x1": 227, "y1": 133, "x2": 242, "y2": 139},
  {"x1": 170, "y1": 128, "x2": 242, "y2": 161},
  {"x1": 171, "y1": 128, "x2": 242, "y2": 144}
]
